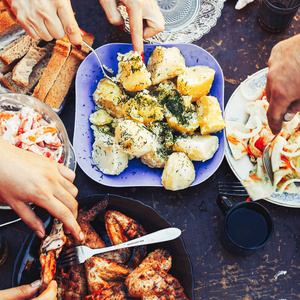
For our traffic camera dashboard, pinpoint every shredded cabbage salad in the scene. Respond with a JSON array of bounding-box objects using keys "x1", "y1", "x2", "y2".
[
  {"x1": 226, "y1": 91, "x2": 300, "y2": 200},
  {"x1": 0, "y1": 107, "x2": 63, "y2": 163}
]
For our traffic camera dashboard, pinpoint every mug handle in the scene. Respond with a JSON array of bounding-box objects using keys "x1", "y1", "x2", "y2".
[{"x1": 216, "y1": 195, "x2": 234, "y2": 216}]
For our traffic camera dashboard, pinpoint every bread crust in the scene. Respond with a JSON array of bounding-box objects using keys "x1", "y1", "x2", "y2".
[
  {"x1": 0, "y1": 10, "x2": 21, "y2": 39},
  {"x1": 31, "y1": 36, "x2": 71, "y2": 102},
  {"x1": 44, "y1": 33, "x2": 94, "y2": 109}
]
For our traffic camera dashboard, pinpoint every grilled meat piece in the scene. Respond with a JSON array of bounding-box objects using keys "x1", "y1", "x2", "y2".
[
  {"x1": 55, "y1": 199, "x2": 109, "y2": 300},
  {"x1": 125, "y1": 249, "x2": 188, "y2": 300},
  {"x1": 105, "y1": 210, "x2": 147, "y2": 269},
  {"x1": 84, "y1": 283, "x2": 127, "y2": 300},
  {"x1": 65, "y1": 198, "x2": 109, "y2": 249},
  {"x1": 39, "y1": 218, "x2": 66, "y2": 293},
  {"x1": 56, "y1": 264, "x2": 87, "y2": 300},
  {"x1": 85, "y1": 257, "x2": 130, "y2": 294}
]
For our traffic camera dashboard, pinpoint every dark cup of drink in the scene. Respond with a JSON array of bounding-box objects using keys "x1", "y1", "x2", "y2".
[
  {"x1": 258, "y1": 0, "x2": 300, "y2": 32},
  {"x1": 217, "y1": 195, "x2": 274, "y2": 256}
]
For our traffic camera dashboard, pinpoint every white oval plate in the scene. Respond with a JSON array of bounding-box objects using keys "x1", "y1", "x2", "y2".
[{"x1": 224, "y1": 68, "x2": 300, "y2": 208}]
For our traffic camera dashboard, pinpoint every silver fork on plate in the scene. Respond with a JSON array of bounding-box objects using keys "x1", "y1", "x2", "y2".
[
  {"x1": 82, "y1": 41, "x2": 115, "y2": 80},
  {"x1": 262, "y1": 134, "x2": 278, "y2": 184},
  {"x1": 216, "y1": 181, "x2": 248, "y2": 196},
  {"x1": 57, "y1": 227, "x2": 181, "y2": 267}
]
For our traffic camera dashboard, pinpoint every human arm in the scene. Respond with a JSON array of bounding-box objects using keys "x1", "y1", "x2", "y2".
[
  {"x1": 0, "y1": 137, "x2": 83, "y2": 241},
  {"x1": 0, "y1": 280, "x2": 57, "y2": 300},
  {"x1": 99, "y1": 0, "x2": 165, "y2": 54},
  {"x1": 266, "y1": 34, "x2": 300, "y2": 134},
  {"x1": 7, "y1": 0, "x2": 82, "y2": 47}
]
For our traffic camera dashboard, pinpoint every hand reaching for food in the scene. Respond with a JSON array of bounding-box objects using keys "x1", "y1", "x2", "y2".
[
  {"x1": 0, "y1": 280, "x2": 57, "y2": 300},
  {"x1": 99, "y1": 0, "x2": 165, "y2": 54},
  {"x1": 7, "y1": 0, "x2": 82, "y2": 46},
  {"x1": 266, "y1": 34, "x2": 300, "y2": 134},
  {"x1": 0, "y1": 137, "x2": 83, "y2": 241}
]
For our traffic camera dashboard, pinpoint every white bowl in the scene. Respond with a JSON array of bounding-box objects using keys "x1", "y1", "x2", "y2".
[{"x1": 0, "y1": 93, "x2": 76, "y2": 209}]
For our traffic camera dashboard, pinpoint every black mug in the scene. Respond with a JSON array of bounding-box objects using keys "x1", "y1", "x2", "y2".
[
  {"x1": 217, "y1": 195, "x2": 274, "y2": 256},
  {"x1": 258, "y1": 0, "x2": 300, "y2": 32}
]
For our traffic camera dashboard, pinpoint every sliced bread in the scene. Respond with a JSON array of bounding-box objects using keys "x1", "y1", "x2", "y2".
[
  {"x1": 12, "y1": 45, "x2": 48, "y2": 87},
  {"x1": 0, "y1": 34, "x2": 40, "y2": 66},
  {"x1": 0, "y1": 33, "x2": 27, "y2": 73},
  {"x1": 0, "y1": 43, "x2": 55, "y2": 94},
  {"x1": 0, "y1": 10, "x2": 21, "y2": 40},
  {"x1": 44, "y1": 33, "x2": 94, "y2": 109},
  {"x1": 31, "y1": 36, "x2": 71, "y2": 102}
]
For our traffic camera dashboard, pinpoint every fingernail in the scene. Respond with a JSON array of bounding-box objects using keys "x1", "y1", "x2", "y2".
[
  {"x1": 117, "y1": 24, "x2": 125, "y2": 32},
  {"x1": 283, "y1": 112, "x2": 295, "y2": 122},
  {"x1": 35, "y1": 230, "x2": 45, "y2": 239},
  {"x1": 79, "y1": 28, "x2": 86, "y2": 36},
  {"x1": 141, "y1": 52, "x2": 145, "y2": 62},
  {"x1": 75, "y1": 44, "x2": 82, "y2": 50},
  {"x1": 31, "y1": 279, "x2": 41, "y2": 288},
  {"x1": 79, "y1": 231, "x2": 84, "y2": 241}
]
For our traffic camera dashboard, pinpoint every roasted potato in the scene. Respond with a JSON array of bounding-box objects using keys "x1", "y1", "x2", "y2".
[
  {"x1": 117, "y1": 51, "x2": 151, "y2": 92},
  {"x1": 147, "y1": 46, "x2": 186, "y2": 85},
  {"x1": 92, "y1": 132, "x2": 129, "y2": 175},
  {"x1": 123, "y1": 92, "x2": 164, "y2": 124},
  {"x1": 197, "y1": 95, "x2": 225, "y2": 135},
  {"x1": 93, "y1": 78, "x2": 125, "y2": 118},
  {"x1": 114, "y1": 119, "x2": 155, "y2": 156},
  {"x1": 89, "y1": 108, "x2": 113, "y2": 126},
  {"x1": 173, "y1": 133, "x2": 219, "y2": 161},
  {"x1": 161, "y1": 152, "x2": 195, "y2": 191},
  {"x1": 177, "y1": 66, "x2": 215, "y2": 101},
  {"x1": 140, "y1": 141, "x2": 169, "y2": 168}
]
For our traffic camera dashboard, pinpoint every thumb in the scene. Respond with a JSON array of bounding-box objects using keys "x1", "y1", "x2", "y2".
[{"x1": 0, "y1": 280, "x2": 41, "y2": 300}]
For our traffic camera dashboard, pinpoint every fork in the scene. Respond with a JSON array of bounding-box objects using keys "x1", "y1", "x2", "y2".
[
  {"x1": 216, "y1": 181, "x2": 248, "y2": 196},
  {"x1": 82, "y1": 41, "x2": 115, "y2": 81},
  {"x1": 57, "y1": 227, "x2": 181, "y2": 267},
  {"x1": 262, "y1": 134, "x2": 278, "y2": 184}
]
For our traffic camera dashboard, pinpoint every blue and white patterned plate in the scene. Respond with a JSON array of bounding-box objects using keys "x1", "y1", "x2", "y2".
[{"x1": 224, "y1": 68, "x2": 300, "y2": 208}]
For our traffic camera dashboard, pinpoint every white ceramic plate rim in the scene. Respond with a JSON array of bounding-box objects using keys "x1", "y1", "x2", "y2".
[{"x1": 224, "y1": 67, "x2": 300, "y2": 208}]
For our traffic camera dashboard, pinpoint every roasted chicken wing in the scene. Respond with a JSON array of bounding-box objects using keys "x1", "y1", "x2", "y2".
[
  {"x1": 39, "y1": 218, "x2": 66, "y2": 293},
  {"x1": 85, "y1": 257, "x2": 130, "y2": 294},
  {"x1": 56, "y1": 264, "x2": 87, "y2": 300},
  {"x1": 84, "y1": 283, "x2": 127, "y2": 300},
  {"x1": 105, "y1": 210, "x2": 147, "y2": 269},
  {"x1": 125, "y1": 249, "x2": 188, "y2": 300}
]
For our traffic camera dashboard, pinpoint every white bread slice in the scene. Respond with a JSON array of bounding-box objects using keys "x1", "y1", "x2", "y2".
[
  {"x1": 12, "y1": 45, "x2": 48, "y2": 87},
  {"x1": 0, "y1": 43, "x2": 55, "y2": 94},
  {"x1": 44, "y1": 33, "x2": 94, "y2": 109},
  {"x1": 0, "y1": 34, "x2": 40, "y2": 66},
  {"x1": 0, "y1": 34, "x2": 26, "y2": 73},
  {"x1": 31, "y1": 36, "x2": 71, "y2": 102}
]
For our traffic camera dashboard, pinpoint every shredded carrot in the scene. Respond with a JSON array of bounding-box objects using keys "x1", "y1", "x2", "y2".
[
  {"x1": 246, "y1": 197, "x2": 251, "y2": 202},
  {"x1": 249, "y1": 173, "x2": 262, "y2": 182},
  {"x1": 227, "y1": 135, "x2": 239, "y2": 145},
  {"x1": 281, "y1": 156, "x2": 293, "y2": 170}
]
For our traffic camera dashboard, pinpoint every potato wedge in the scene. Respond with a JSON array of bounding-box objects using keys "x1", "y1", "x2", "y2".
[
  {"x1": 197, "y1": 95, "x2": 225, "y2": 135},
  {"x1": 147, "y1": 46, "x2": 186, "y2": 85},
  {"x1": 93, "y1": 78, "x2": 125, "y2": 118},
  {"x1": 177, "y1": 66, "x2": 215, "y2": 102},
  {"x1": 173, "y1": 133, "x2": 219, "y2": 161},
  {"x1": 161, "y1": 152, "x2": 195, "y2": 191}
]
